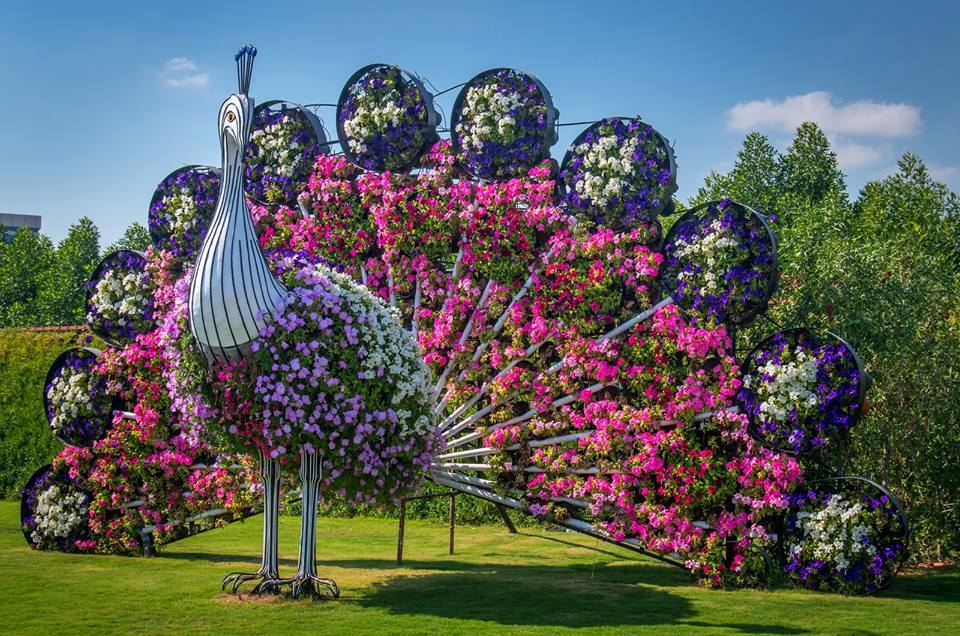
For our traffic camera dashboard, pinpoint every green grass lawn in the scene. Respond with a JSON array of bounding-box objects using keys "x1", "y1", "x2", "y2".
[{"x1": 0, "y1": 501, "x2": 956, "y2": 635}]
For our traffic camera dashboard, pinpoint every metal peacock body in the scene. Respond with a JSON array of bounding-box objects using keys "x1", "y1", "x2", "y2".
[{"x1": 188, "y1": 46, "x2": 338, "y2": 598}]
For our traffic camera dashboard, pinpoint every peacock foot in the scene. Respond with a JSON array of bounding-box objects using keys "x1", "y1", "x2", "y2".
[
  {"x1": 221, "y1": 569, "x2": 280, "y2": 595},
  {"x1": 259, "y1": 573, "x2": 340, "y2": 600}
]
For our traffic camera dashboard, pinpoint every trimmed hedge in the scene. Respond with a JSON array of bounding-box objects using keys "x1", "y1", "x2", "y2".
[{"x1": 0, "y1": 328, "x2": 89, "y2": 498}]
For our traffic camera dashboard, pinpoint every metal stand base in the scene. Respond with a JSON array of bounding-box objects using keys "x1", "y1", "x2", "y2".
[
  {"x1": 260, "y1": 447, "x2": 340, "y2": 599},
  {"x1": 222, "y1": 450, "x2": 281, "y2": 594}
]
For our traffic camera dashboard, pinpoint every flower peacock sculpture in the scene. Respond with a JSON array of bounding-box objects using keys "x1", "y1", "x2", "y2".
[{"x1": 21, "y1": 44, "x2": 909, "y2": 598}]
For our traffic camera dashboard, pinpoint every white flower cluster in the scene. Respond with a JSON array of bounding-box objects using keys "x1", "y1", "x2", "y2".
[
  {"x1": 249, "y1": 116, "x2": 306, "y2": 179},
  {"x1": 788, "y1": 495, "x2": 876, "y2": 571},
  {"x1": 457, "y1": 83, "x2": 523, "y2": 150},
  {"x1": 161, "y1": 189, "x2": 200, "y2": 236},
  {"x1": 88, "y1": 267, "x2": 149, "y2": 328},
  {"x1": 343, "y1": 94, "x2": 404, "y2": 157},
  {"x1": 572, "y1": 134, "x2": 639, "y2": 208},
  {"x1": 744, "y1": 348, "x2": 820, "y2": 422},
  {"x1": 30, "y1": 483, "x2": 88, "y2": 544},
  {"x1": 321, "y1": 264, "x2": 435, "y2": 437},
  {"x1": 47, "y1": 367, "x2": 96, "y2": 435},
  {"x1": 671, "y1": 219, "x2": 740, "y2": 292}
]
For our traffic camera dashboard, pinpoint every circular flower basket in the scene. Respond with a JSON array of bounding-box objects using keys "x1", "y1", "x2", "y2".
[
  {"x1": 244, "y1": 100, "x2": 329, "y2": 206},
  {"x1": 782, "y1": 476, "x2": 908, "y2": 593},
  {"x1": 560, "y1": 117, "x2": 677, "y2": 227},
  {"x1": 85, "y1": 250, "x2": 156, "y2": 347},
  {"x1": 660, "y1": 200, "x2": 778, "y2": 326},
  {"x1": 148, "y1": 165, "x2": 221, "y2": 259},
  {"x1": 21, "y1": 464, "x2": 93, "y2": 552},
  {"x1": 738, "y1": 328, "x2": 868, "y2": 454},
  {"x1": 451, "y1": 68, "x2": 558, "y2": 180},
  {"x1": 336, "y1": 64, "x2": 440, "y2": 173},
  {"x1": 43, "y1": 347, "x2": 118, "y2": 447}
]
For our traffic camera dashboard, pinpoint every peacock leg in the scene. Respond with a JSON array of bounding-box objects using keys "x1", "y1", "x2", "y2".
[
  {"x1": 261, "y1": 446, "x2": 339, "y2": 599},
  {"x1": 222, "y1": 448, "x2": 281, "y2": 594}
]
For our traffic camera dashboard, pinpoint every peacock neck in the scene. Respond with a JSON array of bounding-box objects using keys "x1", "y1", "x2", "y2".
[{"x1": 188, "y1": 99, "x2": 287, "y2": 364}]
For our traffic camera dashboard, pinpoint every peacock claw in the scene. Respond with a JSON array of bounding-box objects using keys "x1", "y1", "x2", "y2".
[
  {"x1": 221, "y1": 570, "x2": 280, "y2": 595},
  {"x1": 259, "y1": 573, "x2": 340, "y2": 600}
]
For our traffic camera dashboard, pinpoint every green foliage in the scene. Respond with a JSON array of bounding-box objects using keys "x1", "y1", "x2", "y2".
[
  {"x1": 39, "y1": 217, "x2": 101, "y2": 326},
  {"x1": 104, "y1": 221, "x2": 152, "y2": 254},
  {"x1": 0, "y1": 328, "x2": 88, "y2": 499},
  {"x1": 0, "y1": 228, "x2": 56, "y2": 327},
  {"x1": 696, "y1": 124, "x2": 960, "y2": 562},
  {"x1": 0, "y1": 217, "x2": 103, "y2": 327}
]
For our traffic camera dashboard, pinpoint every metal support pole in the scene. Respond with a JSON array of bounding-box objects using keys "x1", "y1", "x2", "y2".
[
  {"x1": 397, "y1": 498, "x2": 406, "y2": 563},
  {"x1": 494, "y1": 503, "x2": 517, "y2": 533},
  {"x1": 141, "y1": 528, "x2": 155, "y2": 557},
  {"x1": 448, "y1": 493, "x2": 456, "y2": 555}
]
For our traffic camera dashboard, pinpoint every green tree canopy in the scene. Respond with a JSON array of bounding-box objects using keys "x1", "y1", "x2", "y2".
[
  {"x1": 104, "y1": 221, "x2": 152, "y2": 254},
  {"x1": 0, "y1": 228, "x2": 56, "y2": 327},
  {"x1": 37, "y1": 217, "x2": 101, "y2": 325}
]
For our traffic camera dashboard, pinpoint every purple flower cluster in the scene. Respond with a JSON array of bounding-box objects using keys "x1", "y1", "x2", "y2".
[
  {"x1": 784, "y1": 480, "x2": 907, "y2": 593},
  {"x1": 86, "y1": 250, "x2": 156, "y2": 347},
  {"x1": 20, "y1": 466, "x2": 92, "y2": 552},
  {"x1": 222, "y1": 258, "x2": 439, "y2": 506},
  {"x1": 148, "y1": 167, "x2": 220, "y2": 260},
  {"x1": 44, "y1": 348, "x2": 115, "y2": 447},
  {"x1": 244, "y1": 105, "x2": 321, "y2": 205},
  {"x1": 662, "y1": 200, "x2": 776, "y2": 325},
  {"x1": 338, "y1": 65, "x2": 435, "y2": 172},
  {"x1": 739, "y1": 330, "x2": 862, "y2": 454},
  {"x1": 453, "y1": 69, "x2": 553, "y2": 180},
  {"x1": 561, "y1": 117, "x2": 676, "y2": 227}
]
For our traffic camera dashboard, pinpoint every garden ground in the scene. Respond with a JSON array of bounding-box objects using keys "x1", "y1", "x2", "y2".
[{"x1": 0, "y1": 501, "x2": 956, "y2": 635}]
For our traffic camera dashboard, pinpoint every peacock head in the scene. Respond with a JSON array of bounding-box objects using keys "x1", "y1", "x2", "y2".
[{"x1": 218, "y1": 45, "x2": 257, "y2": 168}]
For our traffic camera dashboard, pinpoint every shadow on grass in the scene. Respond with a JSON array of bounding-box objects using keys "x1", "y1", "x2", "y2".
[
  {"x1": 156, "y1": 548, "x2": 813, "y2": 632},
  {"x1": 352, "y1": 562, "x2": 811, "y2": 632},
  {"x1": 356, "y1": 564, "x2": 694, "y2": 628},
  {"x1": 876, "y1": 567, "x2": 960, "y2": 603}
]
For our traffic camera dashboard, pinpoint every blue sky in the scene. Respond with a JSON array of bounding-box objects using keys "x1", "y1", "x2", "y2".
[{"x1": 0, "y1": 0, "x2": 957, "y2": 244}]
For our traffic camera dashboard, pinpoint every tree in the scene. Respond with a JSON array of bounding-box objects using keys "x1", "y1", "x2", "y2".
[
  {"x1": 690, "y1": 132, "x2": 782, "y2": 212},
  {"x1": 104, "y1": 221, "x2": 152, "y2": 254},
  {"x1": 0, "y1": 228, "x2": 56, "y2": 327},
  {"x1": 778, "y1": 122, "x2": 846, "y2": 208},
  {"x1": 37, "y1": 217, "x2": 101, "y2": 326}
]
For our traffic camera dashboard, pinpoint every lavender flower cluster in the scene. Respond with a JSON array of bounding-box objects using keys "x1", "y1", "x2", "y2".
[
  {"x1": 739, "y1": 330, "x2": 862, "y2": 454},
  {"x1": 148, "y1": 167, "x2": 220, "y2": 260},
  {"x1": 44, "y1": 347, "x2": 115, "y2": 447},
  {"x1": 21, "y1": 466, "x2": 92, "y2": 553},
  {"x1": 338, "y1": 65, "x2": 435, "y2": 172},
  {"x1": 453, "y1": 69, "x2": 552, "y2": 180},
  {"x1": 86, "y1": 250, "x2": 156, "y2": 347},
  {"x1": 561, "y1": 117, "x2": 676, "y2": 227},
  {"x1": 784, "y1": 481, "x2": 906, "y2": 593},
  {"x1": 244, "y1": 105, "x2": 321, "y2": 205},
  {"x1": 226, "y1": 256, "x2": 439, "y2": 505},
  {"x1": 662, "y1": 200, "x2": 776, "y2": 325}
]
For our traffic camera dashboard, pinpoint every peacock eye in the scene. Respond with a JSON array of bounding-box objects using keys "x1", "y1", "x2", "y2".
[{"x1": 226, "y1": 111, "x2": 236, "y2": 122}]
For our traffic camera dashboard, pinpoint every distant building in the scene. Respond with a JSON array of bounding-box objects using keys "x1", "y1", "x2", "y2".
[{"x1": 1, "y1": 213, "x2": 42, "y2": 243}]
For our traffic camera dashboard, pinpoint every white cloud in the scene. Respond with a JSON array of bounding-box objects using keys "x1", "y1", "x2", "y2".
[
  {"x1": 831, "y1": 139, "x2": 894, "y2": 170},
  {"x1": 727, "y1": 91, "x2": 921, "y2": 138},
  {"x1": 163, "y1": 57, "x2": 197, "y2": 73},
  {"x1": 164, "y1": 73, "x2": 209, "y2": 88},
  {"x1": 161, "y1": 56, "x2": 208, "y2": 89}
]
